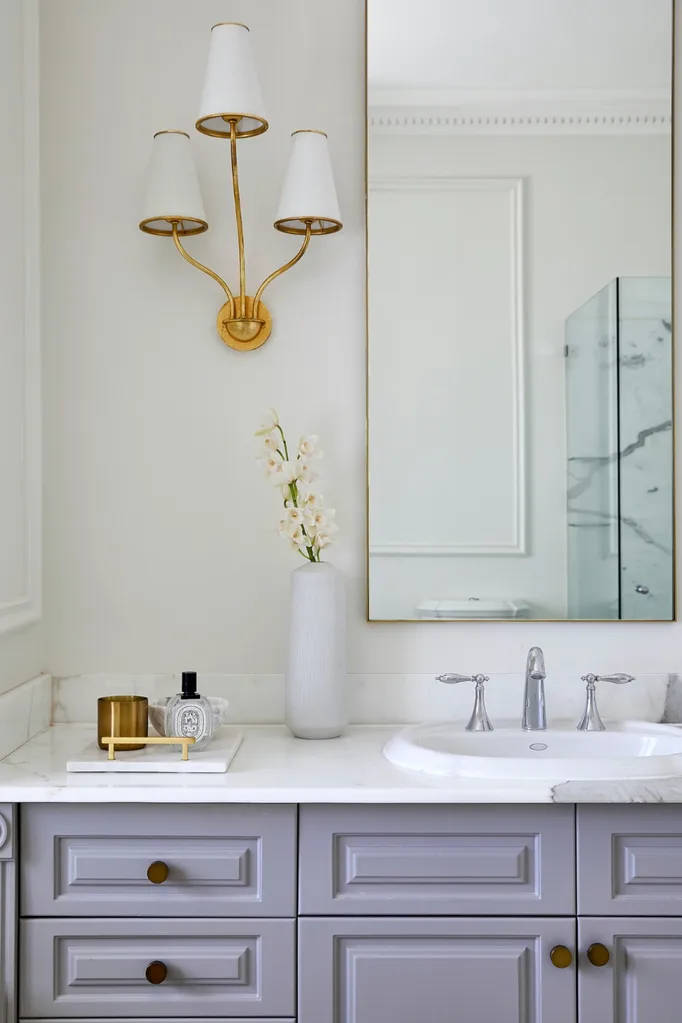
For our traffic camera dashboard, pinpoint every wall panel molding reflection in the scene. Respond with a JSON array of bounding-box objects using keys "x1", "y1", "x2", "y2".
[
  {"x1": 368, "y1": 176, "x2": 526, "y2": 557},
  {"x1": 0, "y1": 0, "x2": 41, "y2": 635}
]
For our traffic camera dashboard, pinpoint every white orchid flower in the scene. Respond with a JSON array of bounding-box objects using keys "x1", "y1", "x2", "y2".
[
  {"x1": 301, "y1": 492, "x2": 323, "y2": 509},
  {"x1": 259, "y1": 454, "x2": 283, "y2": 476},
  {"x1": 269, "y1": 460, "x2": 300, "y2": 487},
  {"x1": 297, "y1": 458, "x2": 318, "y2": 485},
  {"x1": 285, "y1": 506, "x2": 306, "y2": 526},
  {"x1": 262, "y1": 431, "x2": 282, "y2": 453},
  {"x1": 314, "y1": 529, "x2": 337, "y2": 549},
  {"x1": 256, "y1": 412, "x2": 337, "y2": 564},
  {"x1": 288, "y1": 524, "x2": 312, "y2": 548},
  {"x1": 303, "y1": 508, "x2": 328, "y2": 535},
  {"x1": 281, "y1": 460, "x2": 302, "y2": 483},
  {"x1": 255, "y1": 408, "x2": 280, "y2": 435},
  {"x1": 298, "y1": 435, "x2": 322, "y2": 459}
]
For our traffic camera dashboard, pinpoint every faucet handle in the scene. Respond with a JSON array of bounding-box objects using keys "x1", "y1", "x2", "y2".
[
  {"x1": 577, "y1": 673, "x2": 636, "y2": 731},
  {"x1": 436, "y1": 674, "x2": 492, "y2": 731},
  {"x1": 437, "y1": 673, "x2": 490, "y2": 685},
  {"x1": 581, "y1": 673, "x2": 635, "y2": 685}
]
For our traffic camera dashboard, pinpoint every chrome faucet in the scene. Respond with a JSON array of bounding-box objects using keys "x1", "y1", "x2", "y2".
[{"x1": 522, "y1": 646, "x2": 547, "y2": 730}]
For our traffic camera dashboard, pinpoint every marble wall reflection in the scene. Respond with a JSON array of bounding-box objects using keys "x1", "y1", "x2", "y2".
[
  {"x1": 567, "y1": 278, "x2": 673, "y2": 620},
  {"x1": 618, "y1": 278, "x2": 673, "y2": 619}
]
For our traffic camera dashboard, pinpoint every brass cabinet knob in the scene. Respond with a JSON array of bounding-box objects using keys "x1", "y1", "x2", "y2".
[
  {"x1": 550, "y1": 945, "x2": 573, "y2": 969},
  {"x1": 587, "y1": 943, "x2": 611, "y2": 967},
  {"x1": 145, "y1": 960, "x2": 168, "y2": 985},
  {"x1": 147, "y1": 860, "x2": 169, "y2": 884}
]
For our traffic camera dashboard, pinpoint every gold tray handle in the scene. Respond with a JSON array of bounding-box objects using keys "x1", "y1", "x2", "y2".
[{"x1": 101, "y1": 736, "x2": 196, "y2": 762}]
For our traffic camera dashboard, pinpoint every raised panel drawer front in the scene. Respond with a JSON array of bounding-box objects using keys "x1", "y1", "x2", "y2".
[
  {"x1": 577, "y1": 805, "x2": 682, "y2": 916},
  {"x1": 21, "y1": 803, "x2": 296, "y2": 917},
  {"x1": 299, "y1": 917, "x2": 576, "y2": 1023},
  {"x1": 19, "y1": 919, "x2": 295, "y2": 1018},
  {"x1": 299, "y1": 804, "x2": 575, "y2": 915}
]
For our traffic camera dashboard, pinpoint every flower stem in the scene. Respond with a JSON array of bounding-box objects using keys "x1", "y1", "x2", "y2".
[{"x1": 276, "y1": 425, "x2": 289, "y2": 461}]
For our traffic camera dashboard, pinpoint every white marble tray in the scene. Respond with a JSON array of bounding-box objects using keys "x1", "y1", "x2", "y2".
[{"x1": 66, "y1": 728, "x2": 243, "y2": 773}]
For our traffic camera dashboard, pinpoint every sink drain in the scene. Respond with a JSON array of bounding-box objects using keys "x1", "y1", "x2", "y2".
[{"x1": 529, "y1": 743, "x2": 548, "y2": 751}]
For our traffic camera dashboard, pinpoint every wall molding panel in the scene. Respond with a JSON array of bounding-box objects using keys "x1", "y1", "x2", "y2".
[{"x1": 369, "y1": 176, "x2": 526, "y2": 557}]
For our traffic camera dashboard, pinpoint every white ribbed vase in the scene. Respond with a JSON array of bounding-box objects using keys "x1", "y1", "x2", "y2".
[{"x1": 286, "y1": 561, "x2": 348, "y2": 739}]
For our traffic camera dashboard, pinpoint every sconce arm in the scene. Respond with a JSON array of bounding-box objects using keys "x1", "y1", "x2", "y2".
[
  {"x1": 171, "y1": 223, "x2": 235, "y2": 319},
  {"x1": 253, "y1": 222, "x2": 313, "y2": 315}
]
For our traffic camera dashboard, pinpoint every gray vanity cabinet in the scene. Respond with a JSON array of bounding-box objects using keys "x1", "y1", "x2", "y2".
[
  {"x1": 0, "y1": 806, "x2": 16, "y2": 1023},
  {"x1": 14, "y1": 802, "x2": 682, "y2": 1023},
  {"x1": 578, "y1": 918, "x2": 682, "y2": 1023},
  {"x1": 298, "y1": 916, "x2": 577, "y2": 1023}
]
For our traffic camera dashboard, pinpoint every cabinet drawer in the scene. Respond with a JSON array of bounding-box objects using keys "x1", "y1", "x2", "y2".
[
  {"x1": 20, "y1": 919, "x2": 295, "y2": 1018},
  {"x1": 578, "y1": 805, "x2": 682, "y2": 915},
  {"x1": 299, "y1": 804, "x2": 575, "y2": 915},
  {"x1": 21, "y1": 804, "x2": 296, "y2": 917}
]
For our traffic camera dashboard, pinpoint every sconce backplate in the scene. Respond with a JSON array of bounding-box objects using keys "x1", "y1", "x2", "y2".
[{"x1": 217, "y1": 296, "x2": 272, "y2": 352}]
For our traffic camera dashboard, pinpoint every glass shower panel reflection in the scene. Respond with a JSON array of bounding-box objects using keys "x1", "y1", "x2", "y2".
[
  {"x1": 617, "y1": 278, "x2": 673, "y2": 620},
  {"x1": 566, "y1": 277, "x2": 673, "y2": 620},
  {"x1": 566, "y1": 282, "x2": 620, "y2": 619}
]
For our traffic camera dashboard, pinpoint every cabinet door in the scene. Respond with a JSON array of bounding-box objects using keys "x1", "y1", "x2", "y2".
[
  {"x1": 579, "y1": 918, "x2": 682, "y2": 1023},
  {"x1": 299, "y1": 917, "x2": 576, "y2": 1023}
]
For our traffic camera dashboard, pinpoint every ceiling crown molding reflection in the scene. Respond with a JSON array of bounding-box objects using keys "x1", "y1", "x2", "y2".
[{"x1": 368, "y1": 90, "x2": 672, "y2": 136}]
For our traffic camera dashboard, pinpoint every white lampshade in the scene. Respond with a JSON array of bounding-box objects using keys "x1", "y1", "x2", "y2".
[
  {"x1": 275, "y1": 130, "x2": 342, "y2": 235},
  {"x1": 139, "y1": 130, "x2": 208, "y2": 236},
  {"x1": 196, "y1": 23, "x2": 268, "y2": 138}
]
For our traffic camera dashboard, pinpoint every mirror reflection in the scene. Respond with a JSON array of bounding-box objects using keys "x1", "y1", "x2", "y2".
[{"x1": 367, "y1": 0, "x2": 673, "y2": 621}]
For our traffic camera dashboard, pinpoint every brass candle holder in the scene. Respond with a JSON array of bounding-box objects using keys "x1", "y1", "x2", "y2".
[{"x1": 97, "y1": 695, "x2": 148, "y2": 751}]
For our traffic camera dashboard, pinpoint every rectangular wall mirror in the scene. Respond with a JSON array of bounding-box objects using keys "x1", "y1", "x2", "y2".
[{"x1": 367, "y1": 0, "x2": 674, "y2": 622}]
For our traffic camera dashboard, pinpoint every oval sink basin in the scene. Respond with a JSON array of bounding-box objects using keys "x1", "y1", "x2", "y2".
[{"x1": 383, "y1": 721, "x2": 682, "y2": 781}]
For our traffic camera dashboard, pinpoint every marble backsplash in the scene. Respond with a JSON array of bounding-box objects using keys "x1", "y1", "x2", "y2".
[
  {"x1": 53, "y1": 671, "x2": 673, "y2": 728},
  {"x1": 0, "y1": 671, "x2": 679, "y2": 769},
  {"x1": 0, "y1": 674, "x2": 52, "y2": 760}
]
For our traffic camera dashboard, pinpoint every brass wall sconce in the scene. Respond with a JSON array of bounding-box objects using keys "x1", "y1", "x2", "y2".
[{"x1": 139, "y1": 22, "x2": 342, "y2": 352}]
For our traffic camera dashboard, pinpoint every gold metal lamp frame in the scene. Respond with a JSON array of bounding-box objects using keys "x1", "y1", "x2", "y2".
[{"x1": 141, "y1": 118, "x2": 340, "y2": 352}]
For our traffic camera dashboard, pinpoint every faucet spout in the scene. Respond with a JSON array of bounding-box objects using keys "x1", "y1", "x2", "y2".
[{"x1": 522, "y1": 646, "x2": 547, "y2": 730}]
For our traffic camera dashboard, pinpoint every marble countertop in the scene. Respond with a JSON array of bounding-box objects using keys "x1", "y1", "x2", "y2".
[{"x1": 2, "y1": 723, "x2": 682, "y2": 803}]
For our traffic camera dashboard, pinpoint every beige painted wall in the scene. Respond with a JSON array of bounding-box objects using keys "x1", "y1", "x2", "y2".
[
  {"x1": 41, "y1": 0, "x2": 682, "y2": 676},
  {"x1": 0, "y1": 0, "x2": 44, "y2": 695}
]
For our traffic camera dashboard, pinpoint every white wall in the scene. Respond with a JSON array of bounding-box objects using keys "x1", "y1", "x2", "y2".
[
  {"x1": 42, "y1": 0, "x2": 682, "y2": 679},
  {"x1": 368, "y1": 131, "x2": 671, "y2": 620},
  {"x1": 0, "y1": 0, "x2": 44, "y2": 695}
]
